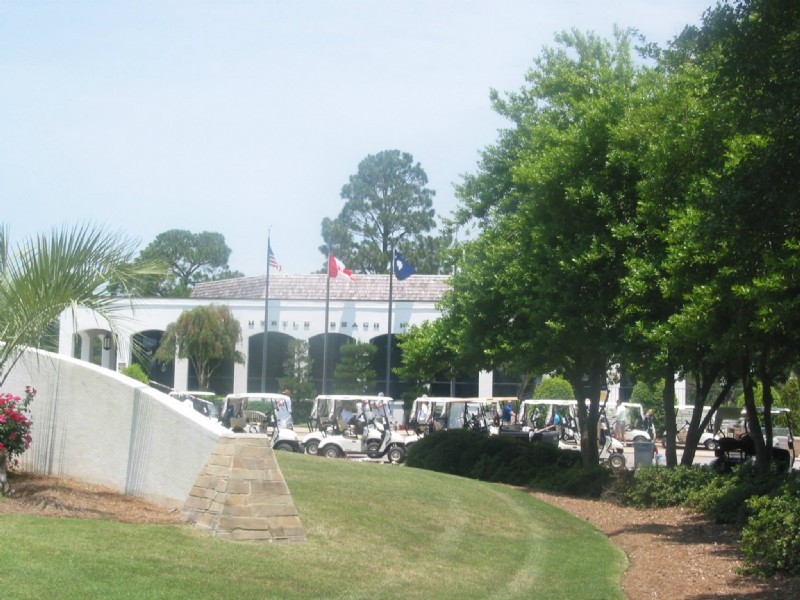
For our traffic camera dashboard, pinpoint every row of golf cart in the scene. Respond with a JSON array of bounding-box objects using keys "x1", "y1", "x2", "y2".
[
  {"x1": 407, "y1": 396, "x2": 629, "y2": 470},
  {"x1": 215, "y1": 393, "x2": 418, "y2": 464},
  {"x1": 170, "y1": 389, "x2": 629, "y2": 469}
]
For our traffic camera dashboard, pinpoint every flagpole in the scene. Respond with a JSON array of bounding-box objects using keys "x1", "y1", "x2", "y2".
[
  {"x1": 261, "y1": 231, "x2": 272, "y2": 392},
  {"x1": 322, "y1": 252, "x2": 331, "y2": 395},
  {"x1": 386, "y1": 244, "x2": 394, "y2": 397}
]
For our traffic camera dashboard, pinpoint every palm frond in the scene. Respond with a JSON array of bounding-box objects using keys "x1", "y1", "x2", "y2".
[{"x1": 0, "y1": 223, "x2": 166, "y2": 385}]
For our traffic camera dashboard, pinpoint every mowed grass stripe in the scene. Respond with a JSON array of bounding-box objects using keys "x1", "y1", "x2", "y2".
[{"x1": 0, "y1": 452, "x2": 625, "y2": 599}]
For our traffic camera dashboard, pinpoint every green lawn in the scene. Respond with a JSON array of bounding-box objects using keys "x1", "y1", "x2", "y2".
[{"x1": 0, "y1": 453, "x2": 626, "y2": 599}]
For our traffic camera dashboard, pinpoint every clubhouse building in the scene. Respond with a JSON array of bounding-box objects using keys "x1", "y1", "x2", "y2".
[{"x1": 57, "y1": 273, "x2": 499, "y2": 398}]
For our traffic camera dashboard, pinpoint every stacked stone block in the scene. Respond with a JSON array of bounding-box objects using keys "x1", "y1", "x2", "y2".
[{"x1": 183, "y1": 435, "x2": 305, "y2": 543}]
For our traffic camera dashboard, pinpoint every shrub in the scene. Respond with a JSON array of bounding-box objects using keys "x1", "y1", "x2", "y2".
[
  {"x1": 533, "y1": 376, "x2": 574, "y2": 400},
  {"x1": 0, "y1": 386, "x2": 35, "y2": 462},
  {"x1": 406, "y1": 429, "x2": 604, "y2": 497},
  {"x1": 741, "y1": 480, "x2": 800, "y2": 576},
  {"x1": 121, "y1": 363, "x2": 149, "y2": 384},
  {"x1": 621, "y1": 465, "x2": 716, "y2": 508},
  {"x1": 686, "y1": 464, "x2": 790, "y2": 527}
]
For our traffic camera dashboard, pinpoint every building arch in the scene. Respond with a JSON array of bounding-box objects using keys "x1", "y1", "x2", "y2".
[
  {"x1": 130, "y1": 330, "x2": 173, "y2": 390},
  {"x1": 309, "y1": 332, "x2": 353, "y2": 394},
  {"x1": 72, "y1": 328, "x2": 116, "y2": 370},
  {"x1": 247, "y1": 331, "x2": 294, "y2": 392},
  {"x1": 368, "y1": 334, "x2": 404, "y2": 398}
]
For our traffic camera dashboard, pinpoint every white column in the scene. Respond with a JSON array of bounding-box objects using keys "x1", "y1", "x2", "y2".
[
  {"x1": 232, "y1": 362, "x2": 248, "y2": 394},
  {"x1": 478, "y1": 370, "x2": 493, "y2": 397},
  {"x1": 174, "y1": 358, "x2": 190, "y2": 391}
]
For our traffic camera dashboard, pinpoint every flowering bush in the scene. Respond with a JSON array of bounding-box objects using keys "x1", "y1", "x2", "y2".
[{"x1": 0, "y1": 386, "x2": 35, "y2": 465}]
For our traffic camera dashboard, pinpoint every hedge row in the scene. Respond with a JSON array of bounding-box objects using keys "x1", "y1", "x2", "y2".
[{"x1": 406, "y1": 429, "x2": 610, "y2": 498}]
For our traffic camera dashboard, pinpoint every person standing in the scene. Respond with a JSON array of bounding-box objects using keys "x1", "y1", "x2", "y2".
[
  {"x1": 615, "y1": 402, "x2": 628, "y2": 442},
  {"x1": 282, "y1": 389, "x2": 293, "y2": 414},
  {"x1": 503, "y1": 402, "x2": 516, "y2": 427}
]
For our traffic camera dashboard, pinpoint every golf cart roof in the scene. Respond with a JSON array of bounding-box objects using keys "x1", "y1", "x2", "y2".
[
  {"x1": 741, "y1": 407, "x2": 792, "y2": 415},
  {"x1": 170, "y1": 390, "x2": 216, "y2": 398},
  {"x1": 521, "y1": 399, "x2": 578, "y2": 405},
  {"x1": 314, "y1": 394, "x2": 393, "y2": 402},
  {"x1": 412, "y1": 396, "x2": 502, "y2": 404},
  {"x1": 225, "y1": 393, "x2": 290, "y2": 401}
]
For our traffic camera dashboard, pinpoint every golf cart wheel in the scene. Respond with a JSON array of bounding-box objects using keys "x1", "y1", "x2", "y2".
[
  {"x1": 304, "y1": 441, "x2": 319, "y2": 456},
  {"x1": 608, "y1": 453, "x2": 626, "y2": 471},
  {"x1": 704, "y1": 438, "x2": 718, "y2": 451},
  {"x1": 322, "y1": 445, "x2": 342, "y2": 459},
  {"x1": 387, "y1": 445, "x2": 407, "y2": 465},
  {"x1": 365, "y1": 441, "x2": 382, "y2": 458},
  {"x1": 273, "y1": 442, "x2": 293, "y2": 452}
]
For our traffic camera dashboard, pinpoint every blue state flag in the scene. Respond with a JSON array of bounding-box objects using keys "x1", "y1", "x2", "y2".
[{"x1": 394, "y1": 250, "x2": 416, "y2": 280}]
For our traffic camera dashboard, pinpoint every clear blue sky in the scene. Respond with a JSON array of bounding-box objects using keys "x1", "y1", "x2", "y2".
[{"x1": 1, "y1": 1, "x2": 708, "y2": 276}]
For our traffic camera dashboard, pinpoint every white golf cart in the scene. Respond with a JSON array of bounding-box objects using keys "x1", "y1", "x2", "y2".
[
  {"x1": 221, "y1": 393, "x2": 303, "y2": 453},
  {"x1": 517, "y1": 399, "x2": 627, "y2": 469},
  {"x1": 408, "y1": 396, "x2": 504, "y2": 436},
  {"x1": 169, "y1": 390, "x2": 220, "y2": 422},
  {"x1": 304, "y1": 395, "x2": 414, "y2": 463},
  {"x1": 613, "y1": 402, "x2": 656, "y2": 444},
  {"x1": 516, "y1": 399, "x2": 581, "y2": 445},
  {"x1": 662, "y1": 405, "x2": 720, "y2": 451}
]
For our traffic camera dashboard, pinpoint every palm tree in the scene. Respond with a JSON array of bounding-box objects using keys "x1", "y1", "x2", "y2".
[{"x1": 0, "y1": 224, "x2": 163, "y2": 386}]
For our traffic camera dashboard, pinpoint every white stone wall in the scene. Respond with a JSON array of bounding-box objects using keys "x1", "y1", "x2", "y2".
[{"x1": 5, "y1": 348, "x2": 229, "y2": 509}]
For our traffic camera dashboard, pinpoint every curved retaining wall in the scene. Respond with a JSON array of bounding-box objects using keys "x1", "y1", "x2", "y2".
[{"x1": 5, "y1": 349, "x2": 229, "y2": 509}]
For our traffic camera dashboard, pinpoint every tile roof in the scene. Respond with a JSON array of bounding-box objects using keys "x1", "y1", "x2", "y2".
[{"x1": 190, "y1": 274, "x2": 452, "y2": 302}]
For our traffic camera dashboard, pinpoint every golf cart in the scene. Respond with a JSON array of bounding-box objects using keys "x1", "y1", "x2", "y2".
[
  {"x1": 515, "y1": 399, "x2": 581, "y2": 444},
  {"x1": 516, "y1": 399, "x2": 626, "y2": 469},
  {"x1": 304, "y1": 395, "x2": 414, "y2": 463},
  {"x1": 408, "y1": 397, "x2": 503, "y2": 436},
  {"x1": 169, "y1": 390, "x2": 221, "y2": 422},
  {"x1": 711, "y1": 407, "x2": 795, "y2": 473},
  {"x1": 662, "y1": 406, "x2": 720, "y2": 451},
  {"x1": 221, "y1": 393, "x2": 303, "y2": 453},
  {"x1": 613, "y1": 402, "x2": 656, "y2": 444}
]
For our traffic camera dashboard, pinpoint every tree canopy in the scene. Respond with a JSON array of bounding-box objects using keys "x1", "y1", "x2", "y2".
[
  {"x1": 116, "y1": 229, "x2": 243, "y2": 297},
  {"x1": 401, "y1": 0, "x2": 800, "y2": 471},
  {"x1": 320, "y1": 150, "x2": 451, "y2": 274},
  {"x1": 0, "y1": 224, "x2": 161, "y2": 385},
  {"x1": 154, "y1": 304, "x2": 244, "y2": 392},
  {"x1": 443, "y1": 28, "x2": 641, "y2": 463}
]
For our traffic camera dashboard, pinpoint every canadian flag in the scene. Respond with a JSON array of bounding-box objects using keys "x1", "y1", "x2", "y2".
[{"x1": 328, "y1": 254, "x2": 355, "y2": 280}]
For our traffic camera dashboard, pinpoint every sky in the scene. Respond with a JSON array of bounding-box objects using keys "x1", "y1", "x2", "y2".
[{"x1": 1, "y1": 0, "x2": 710, "y2": 277}]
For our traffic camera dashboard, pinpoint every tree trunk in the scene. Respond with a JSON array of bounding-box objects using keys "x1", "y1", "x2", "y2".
[
  {"x1": 0, "y1": 450, "x2": 10, "y2": 496},
  {"x1": 661, "y1": 364, "x2": 678, "y2": 467},
  {"x1": 741, "y1": 360, "x2": 768, "y2": 472},
  {"x1": 572, "y1": 363, "x2": 603, "y2": 466}
]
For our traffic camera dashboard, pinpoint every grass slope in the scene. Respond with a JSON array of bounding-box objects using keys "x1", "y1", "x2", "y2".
[{"x1": 0, "y1": 453, "x2": 626, "y2": 599}]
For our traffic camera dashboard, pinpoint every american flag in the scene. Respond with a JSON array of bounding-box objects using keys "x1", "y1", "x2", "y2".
[{"x1": 268, "y1": 243, "x2": 282, "y2": 271}]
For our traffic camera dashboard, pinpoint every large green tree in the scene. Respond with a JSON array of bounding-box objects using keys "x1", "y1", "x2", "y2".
[
  {"x1": 320, "y1": 150, "x2": 451, "y2": 274},
  {"x1": 446, "y1": 28, "x2": 641, "y2": 463},
  {"x1": 0, "y1": 224, "x2": 161, "y2": 386},
  {"x1": 612, "y1": 29, "x2": 739, "y2": 466},
  {"x1": 154, "y1": 304, "x2": 245, "y2": 392},
  {"x1": 117, "y1": 230, "x2": 243, "y2": 298},
  {"x1": 625, "y1": 0, "x2": 800, "y2": 470}
]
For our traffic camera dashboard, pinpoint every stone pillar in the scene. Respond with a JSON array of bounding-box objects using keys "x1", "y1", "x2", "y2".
[{"x1": 182, "y1": 435, "x2": 305, "y2": 543}]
